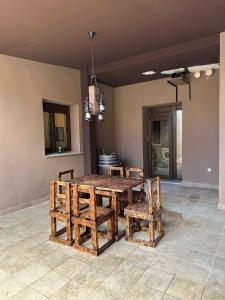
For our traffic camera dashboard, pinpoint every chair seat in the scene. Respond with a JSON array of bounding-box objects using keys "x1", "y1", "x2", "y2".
[
  {"x1": 124, "y1": 202, "x2": 149, "y2": 219},
  {"x1": 79, "y1": 206, "x2": 114, "y2": 221},
  {"x1": 124, "y1": 202, "x2": 160, "y2": 220}
]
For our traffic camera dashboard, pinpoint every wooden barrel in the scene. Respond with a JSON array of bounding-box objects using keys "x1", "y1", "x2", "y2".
[{"x1": 98, "y1": 153, "x2": 120, "y2": 175}]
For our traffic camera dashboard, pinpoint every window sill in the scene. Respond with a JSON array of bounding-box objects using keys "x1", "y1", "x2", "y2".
[{"x1": 45, "y1": 151, "x2": 82, "y2": 158}]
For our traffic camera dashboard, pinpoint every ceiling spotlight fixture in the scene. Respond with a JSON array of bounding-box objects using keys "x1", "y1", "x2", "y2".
[
  {"x1": 188, "y1": 63, "x2": 219, "y2": 79},
  {"x1": 84, "y1": 31, "x2": 105, "y2": 122},
  {"x1": 194, "y1": 71, "x2": 201, "y2": 79},
  {"x1": 142, "y1": 71, "x2": 156, "y2": 75},
  {"x1": 205, "y1": 69, "x2": 213, "y2": 77}
]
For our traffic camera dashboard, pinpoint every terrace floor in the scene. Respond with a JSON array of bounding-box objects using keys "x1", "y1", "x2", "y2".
[{"x1": 0, "y1": 184, "x2": 224, "y2": 299}]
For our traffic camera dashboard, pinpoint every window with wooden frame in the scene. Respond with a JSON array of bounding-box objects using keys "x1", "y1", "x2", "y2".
[{"x1": 43, "y1": 101, "x2": 71, "y2": 154}]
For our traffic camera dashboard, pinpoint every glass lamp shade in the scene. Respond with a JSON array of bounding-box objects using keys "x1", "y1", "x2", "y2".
[
  {"x1": 98, "y1": 113, "x2": 104, "y2": 121},
  {"x1": 85, "y1": 111, "x2": 92, "y2": 121},
  {"x1": 99, "y1": 103, "x2": 105, "y2": 113}
]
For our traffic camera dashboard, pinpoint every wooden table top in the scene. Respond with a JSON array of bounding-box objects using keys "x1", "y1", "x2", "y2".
[{"x1": 67, "y1": 174, "x2": 144, "y2": 193}]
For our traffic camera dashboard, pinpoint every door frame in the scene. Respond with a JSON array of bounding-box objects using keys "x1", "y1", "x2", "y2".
[{"x1": 142, "y1": 102, "x2": 182, "y2": 179}]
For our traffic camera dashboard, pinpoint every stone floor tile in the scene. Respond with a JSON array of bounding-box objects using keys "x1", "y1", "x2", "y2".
[
  {"x1": 207, "y1": 269, "x2": 225, "y2": 291},
  {"x1": 212, "y1": 256, "x2": 225, "y2": 273},
  {"x1": 30, "y1": 270, "x2": 70, "y2": 298},
  {"x1": 166, "y1": 275, "x2": 205, "y2": 300},
  {"x1": 73, "y1": 264, "x2": 109, "y2": 289},
  {"x1": 54, "y1": 257, "x2": 88, "y2": 279},
  {"x1": 10, "y1": 286, "x2": 48, "y2": 299},
  {"x1": 159, "y1": 243, "x2": 190, "y2": 260},
  {"x1": 40, "y1": 250, "x2": 71, "y2": 270},
  {"x1": 49, "y1": 278, "x2": 94, "y2": 300},
  {"x1": 126, "y1": 245, "x2": 155, "y2": 266},
  {"x1": 217, "y1": 243, "x2": 225, "y2": 257},
  {"x1": 89, "y1": 286, "x2": 123, "y2": 300},
  {"x1": 186, "y1": 249, "x2": 214, "y2": 268},
  {"x1": 0, "y1": 254, "x2": 33, "y2": 275},
  {"x1": 0, "y1": 276, "x2": 26, "y2": 299},
  {"x1": 134, "y1": 267, "x2": 174, "y2": 292},
  {"x1": 176, "y1": 261, "x2": 210, "y2": 284},
  {"x1": 202, "y1": 285, "x2": 225, "y2": 300},
  {"x1": 150, "y1": 255, "x2": 181, "y2": 274},
  {"x1": 163, "y1": 294, "x2": 180, "y2": 300},
  {"x1": 128, "y1": 286, "x2": 164, "y2": 300},
  {"x1": 90, "y1": 253, "x2": 123, "y2": 273},
  {"x1": 98, "y1": 259, "x2": 147, "y2": 298},
  {"x1": 0, "y1": 269, "x2": 10, "y2": 282},
  {"x1": 12, "y1": 262, "x2": 51, "y2": 285},
  {"x1": 106, "y1": 238, "x2": 137, "y2": 258}
]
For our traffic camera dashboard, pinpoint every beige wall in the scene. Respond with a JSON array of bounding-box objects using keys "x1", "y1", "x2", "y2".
[
  {"x1": 0, "y1": 54, "x2": 84, "y2": 213},
  {"x1": 219, "y1": 32, "x2": 225, "y2": 209},
  {"x1": 114, "y1": 71, "x2": 219, "y2": 186},
  {"x1": 95, "y1": 83, "x2": 115, "y2": 153}
]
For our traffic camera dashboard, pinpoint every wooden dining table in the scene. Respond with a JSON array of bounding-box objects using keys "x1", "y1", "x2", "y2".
[{"x1": 67, "y1": 174, "x2": 145, "y2": 240}]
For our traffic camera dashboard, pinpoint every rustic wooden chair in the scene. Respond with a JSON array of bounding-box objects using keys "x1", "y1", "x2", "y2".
[
  {"x1": 107, "y1": 166, "x2": 128, "y2": 217},
  {"x1": 108, "y1": 166, "x2": 125, "y2": 177},
  {"x1": 49, "y1": 181, "x2": 73, "y2": 246},
  {"x1": 57, "y1": 169, "x2": 91, "y2": 207},
  {"x1": 124, "y1": 177, "x2": 163, "y2": 247},
  {"x1": 57, "y1": 169, "x2": 74, "y2": 181},
  {"x1": 73, "y1": 184, "x2": 115, "y2": 256},
  {"x1": 125, "y1": 167, "x2": 145, "y2": 202}
]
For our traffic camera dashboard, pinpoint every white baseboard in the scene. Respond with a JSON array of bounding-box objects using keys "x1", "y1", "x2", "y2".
[
  {"x1": 0, "y1": 195, "x2": 49, "y2": 216},
  {"x1": 181, "y1": 181, "x2": 218, "y2": 190}
]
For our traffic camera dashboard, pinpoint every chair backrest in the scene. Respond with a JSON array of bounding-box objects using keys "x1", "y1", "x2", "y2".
[
  {"x1": 125, "y1": 167, "x2": 144, "y2": 178},
  {"x1": 50, "y1": 180, "x2": 72, "y2": 214},
  {"x1": 147, "y1": 177, "x2": 161, "y2": 214},
  {"x1": 57, "y1": 169, "x2": 74, "y2": 181},
  {"x1": 72, "y1": 184, "x2": 97, "y2": 221},
  {"x1": 108, "y1": 166, "x2": 124, "y2": 177}
]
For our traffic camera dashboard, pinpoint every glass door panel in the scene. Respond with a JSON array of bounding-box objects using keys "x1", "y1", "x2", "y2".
[
  {"x1": 151, "y1": 118, "x2": 171, "y2": 177},
  {"x1": 176, "y1": 110, "x2": 182, "y2": 180}
]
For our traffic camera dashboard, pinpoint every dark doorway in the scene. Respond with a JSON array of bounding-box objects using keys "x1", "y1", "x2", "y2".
[{"x1": 143, "y1": 103, "x2": 182, "y2": 180}]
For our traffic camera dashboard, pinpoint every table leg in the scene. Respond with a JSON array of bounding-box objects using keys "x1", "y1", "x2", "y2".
[
  {"x1": 111, "y1": 192, "x2": 119, "y2": 240},
  {"x1": 128, "y1": 187, "x2": 133, "y2": 205}
]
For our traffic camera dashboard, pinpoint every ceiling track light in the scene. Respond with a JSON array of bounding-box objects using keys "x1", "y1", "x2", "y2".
[
  {"x1": 205, "y1": 69, "x2": 213, "y2": 77},
  {"x1": 194, "y1": 71, "x2": 201, "y2": 79}
]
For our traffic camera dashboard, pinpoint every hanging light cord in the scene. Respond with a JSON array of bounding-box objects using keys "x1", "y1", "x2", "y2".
[{"x1": 91, "y1": 36, "x2": 95, "y2": 76}]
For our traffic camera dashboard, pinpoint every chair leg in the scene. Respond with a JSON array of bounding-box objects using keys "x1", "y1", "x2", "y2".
[
  {"x1": 125, "y1": 215, "x2": 132, "y2": 239},
  {"x1": 157, "y1": 215, "x2": 162, "y2": 234},
  {"x1": 149, "y1": 220, "x2": 155, "y2": 242},
  {"x1": 74, "y1": 224, "x2": 81, "y2": 245},
  {"x1": 51, "y1": 217, "x2": 56, "y2": 237},
  {"x1": 107, "y1": 217, "x2": 114, "y2": 239},
  {"x1": 66, "y1": 219, "x2": 72, "y2": 242},
  {"x1": 91, "y1": 226, "x2": 99, "y2": 252}
]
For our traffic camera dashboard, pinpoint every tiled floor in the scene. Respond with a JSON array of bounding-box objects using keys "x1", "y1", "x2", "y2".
[{"x1": 0, "y1": 183, "x2": 224, "y2": 299}]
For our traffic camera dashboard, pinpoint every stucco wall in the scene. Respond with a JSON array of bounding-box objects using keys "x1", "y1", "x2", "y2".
[
  {"x1": 95, "y1": 83, "x2": 115, "y2": 153},
  {"x1": 0, "y1": 54, "x2": 84, "y2": 213},
  {"x1": 114, "y1": 71, "x2": 219, "y2": 186},
  {"x1": 219, "y1": 32, "x2": 225, "y2": 209}
]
